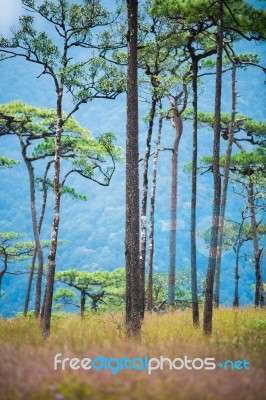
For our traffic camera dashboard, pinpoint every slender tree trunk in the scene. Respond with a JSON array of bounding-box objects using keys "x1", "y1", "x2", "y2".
[
  {"x1": 190, "y1": 59, "x2": 199, "y2": 327},
  {"x1": 42, "y1": 92, "x2": 63, "y2": 339},
  {"x1": 125, "y1": 0, "x2": 141, "y2": 338},
  {"x1": 247, "y1": 183, "x2": 265, "y2": 308},
  {"x1": 147, "y1": 107, "x2": 163, "y2": 312},
  {"x1": 24, "y1": 161, "x2": 52, "y2": 316},
  {"x1": 0, "y1": 254, "x2": 7, "y2": 297},
  {"x1": 81, "y1": 289, "x2": 86, "y2": 318},
  {"x1": 168, "y1": 112, "x2": 183, "y2": 306},
  {"x1": 214, "y1": 61, "x2": 237, "y2": 308},
  {"x1": 233, "y1": 213, "x2": 245, "y2": 308},
  {"x1": 19, "y1": 137, "x2": 44, "y2": 318},
  {"x1": 140, "y1": 96, "x2": 157, "y2": 318},
  {"x1": 233, "y1": 247, "x2": 240, "y2": 308},
  {"x1": 23, "y1": 248, "x2": 37, "y2": 316},
  {"x1": 40, "y1": 290, "x2": 46, "y2": 321},
  {"x1": 203, "y1": 0, "x2": 223, "y2": 336}
]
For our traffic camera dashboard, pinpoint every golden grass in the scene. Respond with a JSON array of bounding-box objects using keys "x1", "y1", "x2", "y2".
[{"x1": 0, "y1": 308, "x2": 265, "y2": 400}]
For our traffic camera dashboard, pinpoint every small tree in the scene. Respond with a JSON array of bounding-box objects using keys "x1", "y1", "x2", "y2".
[
  {"x1": 55, "y1": 268, "x2": 125, "y2": 317},
  {"x1": 0, "y1": 232, "x2": 53, "y2": 297}
]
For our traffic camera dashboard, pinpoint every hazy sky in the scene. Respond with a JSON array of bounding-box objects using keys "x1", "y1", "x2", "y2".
[{"x1": 0, "y1": 0, "x2": 22, "y2": 35}]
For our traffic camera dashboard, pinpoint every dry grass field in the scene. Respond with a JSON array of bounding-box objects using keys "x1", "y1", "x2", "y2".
[{"x1": 0, "y1": 308, "x2": 265, "y2": 400}]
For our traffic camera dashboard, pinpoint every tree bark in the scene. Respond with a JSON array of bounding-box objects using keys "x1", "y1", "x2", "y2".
[
  {"x1": 147, "y1": 107, "x2": 163, "y2": 312},
  {"x1": 125, "y1": 0, "x2": 141, "y2": 338},
  {"x1": 42, "y1": 91, "x2": 63, "y2": 339},
  {"x1": 233, "y1": 212, "x2": 245, "y2": 308},
  {"x1": 24, "y1": 160, "x2": 51, "y2": 317},
  {"x1": 203, "y1": 0, "x2": 223, "y2": 336},
  {"x1": 0, "y1": 254, "x2": 8, "y2": 297},
  {"x1": 81, "y1": 289, "x2": 86, "y2": 318},
  {"x1": 140, "y1": 96, "x2": 157, "y2": 318},
  {"x1": 23, "y1": 248, "x2": 37, "y2": 316},
  {"x1": 19, "y1": 137, "x2": 44, "y2": 318},
  {"x1": 190, "y1": 59, "x2": 200, "y2": 327},
  {"x1": 247, "y1": 183, "x2": 265, "y2": 308},
  {"x1": 168, "y1": 110, "x2": 183, "y2": 306},
  {"x1": 214, "y1": 61, "x2": 236, "y2": 308}
]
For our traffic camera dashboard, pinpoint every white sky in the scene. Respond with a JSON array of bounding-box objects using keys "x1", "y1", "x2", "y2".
[{"x1": 0, "y1": 0, "x2": 22, "y2": 35}]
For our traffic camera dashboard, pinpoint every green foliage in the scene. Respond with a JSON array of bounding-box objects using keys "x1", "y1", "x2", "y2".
[
  {"x1": 0, "y1": 157, "x2": 19, "y2": 169},
  {"x1": 53, "y1": 288, "x2": 75, "y2": 302},
  {"x1": 0, "y1": 101, "x2": 122, "y2": 189},
  {"x1": 0, "y1": 232, "x2": 33, "y2": 262},
  {"x1": 198, "y1": 221, "x2": 266, "y2": 252},
  {"x1": 55, "y1": 268, "x2": 126, "y2": 311},
  {"x1": 148, "y1": 269, "x2": 204, "y2": 309},
  {"x1": 0, "y1": 1, "x2": 125, "y2": 104},
  {"x1": 251, "y1": 320, "x2": 266, "y2": 330},
  {"x1": 62, "y1": 58, "x2": 126, "y2": 103},
  {"x1": 35, "y1": 177, "x2": 87, "y2": 201},
  {"x1": 184, "y1": 109, "x2": 266, "y2": 146},
  {"x1": 150, "y1": 0, "x2": 266, "y2": 39},
  {"x1": 224, "y1": 147, "x2": 266, "y2": 174},
  {"x1": 0, "y1": 233, "x2": 68, "y2": 272},
  {"x1": 200, "y1": 147, "x2": 266, "y2": 190},
  {"x1": 53, "y1": 288, "x2": 76, "y2": 310},
  {"x1": 0, "y1": 231, "x2": 25, "y2": 242},
  {"x1": 0, "y1": 101, "x2": 88, "y2": 139}
]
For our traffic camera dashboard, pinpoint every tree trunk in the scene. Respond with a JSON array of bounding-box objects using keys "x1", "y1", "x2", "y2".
[
  {"x1": 214, "y1": 61, "x2": 236, "y2": 308},
  {"x1": 40, "y1": 289, "x2": 46, "y2": 322},
  {"x1": 24, "y1": 161, "x2": 51, "y2": 317},
  {"x1": 23, "y1": 248, "x2": 37, "y2": 316},
  {"x1": 147, "y1": 107, "x2": 163, "y2": 312},
  {"x1": 19, "y1": 137, "x2": 44, "y2": 319},
  {"x1": 125, "y1": 0, "x2": 141, "y2": 338},
  {"x1": 233, "y1": 248, "x2": 240, "y2": 308},
  {"x1": 140, "y1": 96, "x2": 157, "y2": 318},
  {"x1": 233, "y1": 211, "x2": 245, "y2": 308},
  {"x1": 0, "y1": 254, "x2": 8, "y2": 297},
  {"x1": 42, "y1": 93, "x2": 63, "y2": 339},
  {"x1": 168, "y1": 111, "x2": 183, "y2": 306},
  {"x1": 247, "y1": 183, "x2": 265, "y2": 308},
  {"x1": 190, "y1": 59, "x2": 199, "y2": 327},
  {"x1": 203, "y1": 0, "x2": 223, "y2": 336},
  {"x1": 81, "y1": 289, "x2": 86, "y2": 318}
]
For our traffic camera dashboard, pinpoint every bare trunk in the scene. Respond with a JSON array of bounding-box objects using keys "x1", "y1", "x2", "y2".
[
  {"x1": 23, "y1": 248, "x2": 37, "y2": 316},
  {"x1": 233, "y1": 212, "x2": 245, "y2": 308},
  {"x1": 24, "y1": 161, "x2": 51, "y2": 317},
  {"x1": 40, "y1": 289, "x2": 46, "y2": 322},
  {"x1": 125, "y1": 0, "x2": 141, "y2": 338},
  {"x1": 0, "y1": 254, "x2": 8, "y2": 297},
  {"x1": 203, "y1": 0, "x2": 223, "y2": 336},
  {"x1": 81, "y1": 289, "x2": 86, "y2": 318},
  {"x1": 42, "y1": 93, "x2": 63, "y2": 339},
  {"x1": 147, "y1": 108, "x2": 163, "y2": 312},
  {"x1": 247, "y1": 183, "x2": 265, "y2": 308},
  {"x1": 233, "y1": 248, "x2": 240, "y2": 308},
  {"x1": 19, "y1": 137, "x2": 44, "y2": 319},
  {"x1": 190, "y1": 59, "x2": 199, "y2": 327},
  {"x1": 140, "y1": 97, "x2": 157, "y2": 318},
  {"x1": 214, "y1": 61, "x2": 236, "y2": 308},
  {"x1": 168, "y1": 113, "x2": 183, "y2": 306}
]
